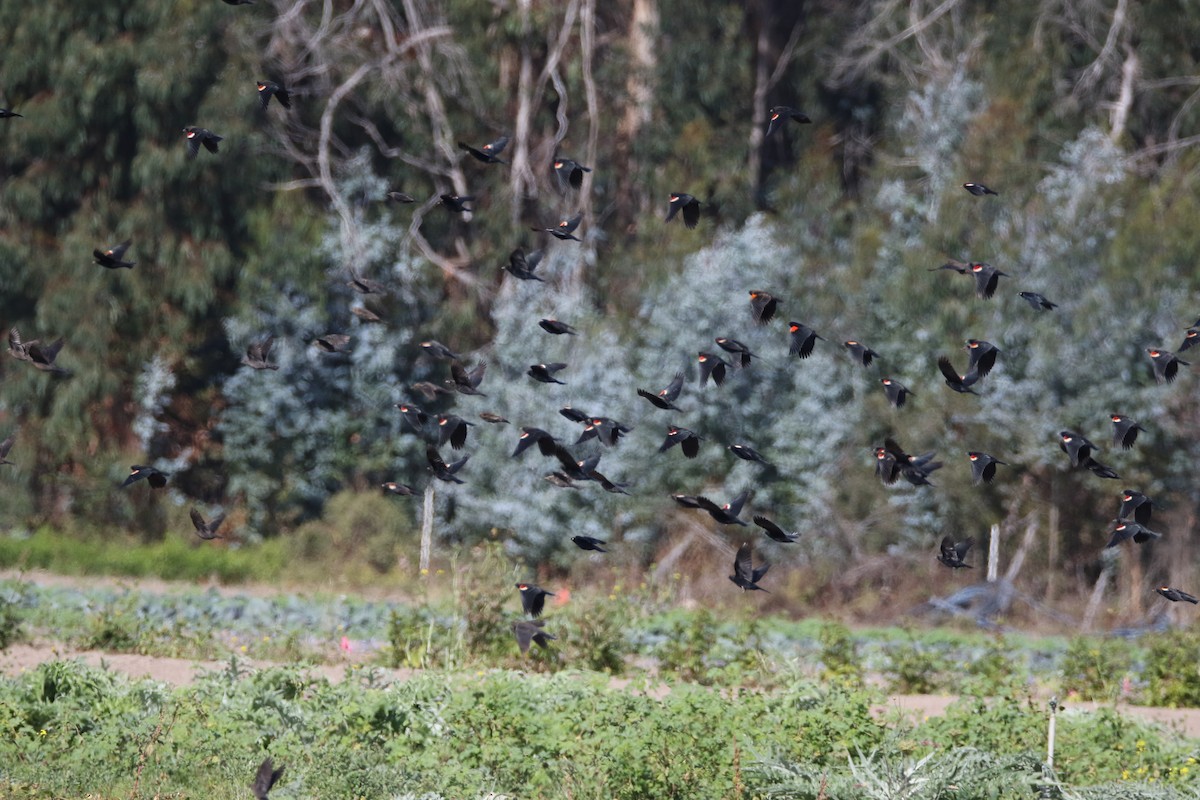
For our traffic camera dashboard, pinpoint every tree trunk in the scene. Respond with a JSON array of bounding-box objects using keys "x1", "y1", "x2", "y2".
[
  {"x1": 616, "y1": 0, "x2": 658, "y2": 226},
  {"x1": 510, "y1": 0, "x2": 538, "y2": 229}
]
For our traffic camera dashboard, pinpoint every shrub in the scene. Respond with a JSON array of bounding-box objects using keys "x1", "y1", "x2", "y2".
[
  {"x1": 1143, "y1": 630, "x2": 1200, "y2": 708},
  {"x1": 1059, "y1": 636, "x2": 1134, "y2": 702}
]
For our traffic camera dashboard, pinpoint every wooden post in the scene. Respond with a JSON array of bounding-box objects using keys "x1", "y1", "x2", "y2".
[
  {"x1": 986, "y1": 523, "x2": 999, "y2": 583},
  {"x1": 420, "y1": 484, "x2": 434, "y2": 573},
  {"x1": 1047, "y1": 504, "x2": 1060, "y2": 602}
]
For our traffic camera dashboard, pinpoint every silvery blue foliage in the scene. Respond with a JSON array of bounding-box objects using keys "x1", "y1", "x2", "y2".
[{"x1": 133, "y1": 354, "x2": 176, "y2": 452}]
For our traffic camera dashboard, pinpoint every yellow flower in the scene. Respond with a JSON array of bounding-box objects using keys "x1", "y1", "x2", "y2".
[
  {"x1": 1181, "y1": 766, "x2": 1190, "y2": 777},
  {"x1": 239, "y1": 645, "x2": 248, "y2": 653},
  {"x1": 38, "y1": 729, "x2": 47, "y2": 737},
  {"x1": 1122, "y1": 770, "x2": 1131, "y2": 780},
  {"x1": 420, "y1": 568, "x2": 429, "y2": 576}
]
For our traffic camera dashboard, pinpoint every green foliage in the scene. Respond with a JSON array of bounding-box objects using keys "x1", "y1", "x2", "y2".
[
  {"x1": 0, "y1": 584, "x2": 25, "y2": 650},
  {"x1": 882, "y1": 630, "x2": 951, "y2": 695},
  {"x1": 1060, "y1": 636, "x2": 1135, "y2": 703},
  {"x1": 818, "y1": 621, "x2": 865, "y2": 689},
  {"x1": 1143, "y1": 630, "x2": 1200, "y2": 708}
]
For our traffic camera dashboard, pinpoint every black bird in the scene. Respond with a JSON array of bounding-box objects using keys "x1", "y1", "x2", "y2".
[
  {"x1": 553, "y1": 157, "x2": 591, "y2": 189},
  {"x1": 937, "y1": 536, "x2": 974, "y2": 568},
  {"x1": 190, "y1": 508, "x2": 226, "y2": 540},
  {"x1": 437, "y1": 414, "x2": 474, "y2": 450},
  {"x1": 313, "y1": 333, "x2": 351, "y2": 354},
  {"x1": 502, "y1": 247, "x2": 545, "y2": 282},
  {"x1": 970, "y1": 262, "x2": 1008, "y2": 299},
  {"x1": 512, "y1": 619, "x2": 555, "y2": 655},
  {"x1": 1084, "y1": 457, "x2": 1120, "y2": 480},
  {"x1": 240, "y1": 335, "x2": 277, "y2": 371},
  {"x1": 544, "y1": 472, "x2": 581, "y2": 490},
  {"x1": 591, "y1": 469, "x2": 630, "y2": 495},
  {"x1": 257, "y1": 80, "x2": 290, "y2": 110},
  {"x1": 18, "y1": 336, "x2": 69, "y2": 375},
  {"x1": 385, "y1": 191, "x2": 416, "y2": 204},
  {"x1": 183, "y1": 126, "x2": 222, "y2": 159},
  {"x1": 571, "y1": 535, "x2": 607, "y2": 552},
  {"x1": 665, "y1": 193, "x2": 701, "y2": 228},
  {"x1": 551, "y1": 445, "x2": 602, "y2": 481},
  {"x1": 459, "y1": 136, "x2": 509, "y2": 164},
  {"x1": 695, "y1": 489, "x2": 750, "y2": 526},
  {"x1": 875, "y1": 438, "x2": 941, "y2": 486},
  {"x1": 578, "y1": 417, "x2": 630, "y2": 448},
  {"x1": 123, "y1": 465, "x2": 167, "y2": 489},
  {"x1": 729, "y1": 541, "x2": 770, "y2": 592},
  {"x1": 844, "y1": 340, "x2": 878, "y2": 367},
  {"x1": 929, "y1": 258, "x2": 970, "y2": 275},
  {"x1": 528, "y1": 362, "x2": 568, "y2": 384},
  {"x1": 0, "y1": 435, "x2": 13, "y2": 466},
  {"x1": 449, "y1": 361, "x2": 488, "y2": 396},
  {"x1": 1018, "y1": 291, "x2": 1058, "y2": 311},
  {"x1": 539, "y1": 319, "x2": 577, "y2": 335},
  {"x1": 1157, "y1": 586, "x2": 1198, "y2": 604},
  {"x1": 670, "y1": 494, "x2": 705, "y2": 509},
  {"x1": 698, "y1": 351, "x2": 730, "y2": 387},
  {"x1": 1110, "y1": 414, "x2": 1144, "y2": 450},
  {"x1": 420, "y1": 340, "x2": 462, "y2": 361},
  {"x1": 962, "y1": 182, "x2": 998, "y2": 196},
  {"x1": 1118, "y1": 490, "x2": 1154, "y2": 525},
  {"x1": 347, "y1": 274, "x2": 387, "y2": 295},
  {"x1": 766, "y1": 106, "x2": 811, "y2": 137},
  {"x1": 534, "y1": 211, "x2": 583, "y2": 241},
  {"x1": 880, "y1": 377, "x2": 913, "y2": 408},
  {"x1": 515, "y1": 582, "x2": 554, "y2": 617},
  {"x1": 964, "y1": 339, "x2": 1000, "y2": 378},
  {"x1": 1179, "y1": 328, "x2": 1200, "y2": 353},
  {"x1": 439, "y1": 194, "x2": 475, "y2": 214},
  {"x1": 1105, "y1": 519, "x2": 1161, "y2": 548},
  {"x1": 749, "y1": 290, "x2": 779, "y2": 325},
  {"x1": 479, "y1": 412, "x2": 510, "y2": 424},
  {"x1": 0, "y1": 108, "x2": 22, "y2": 118},
  {"x1": 512, "y1": 427, "x2": 558, "y2": 458},
  {"x1": 659, "y1": 426, "x2": 702, "y2": 458},
  {"x1": 382, "y1": 482, "x2": 416, "y2": 496},
  {"x1": 352, "y1": 306, "x2": 383, "y2": 324},
  {"x1": 638, "y1": 372, "x2": 684, "y2": 410},
  {"x1": 787, "y1": 322, "x2": 824, "y2": 358},
  {"x1": 559, "y1": 406, "x2": 590, "y2": 424},
  {"x1": 937, "y1": 355, "x2": 979, "y2": 394},
  {"x1": 1058, "y1": 430, "x2": 1099, "y2": 468},
  {"x1": 967, "y1": 451, "x2": 1006, "y2": 484},
  {"x1": 1147, "y1": 348, "x2": 1189, "y2": 384},
  {"x1": 716, "y1": 337, "x2": 757, "y2": 368},
  {"x1": 753, "y1": 515, "x2": 799, "y2": 543},
  {"x1": 252, "y1": 757, "x2": 284, "y2": 800},
  {"x1": 426, "y1": 445, "x2": 469, "y2": 484},
  {"x1": 93, "y1": 239, "x2": 135, "y2": 269},
  {"x1": 395, "y1": 402, "x2": 431, "y2": 434},
  {"x1": 730, "y1": 444, "x2": 770, "y2": 465}
]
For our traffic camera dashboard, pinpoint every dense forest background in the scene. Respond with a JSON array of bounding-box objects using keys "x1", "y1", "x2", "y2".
[{"x1": 2, "y1": 0, "x2": 1200, "y2": 625}]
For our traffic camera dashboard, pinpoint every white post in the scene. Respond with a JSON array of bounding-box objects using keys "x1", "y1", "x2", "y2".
[
  {"x1": 1046, "y1": 698, "x2": 1058, "y2": 769},
  {"x1": 420, "y1": 484, "x2": 434, "y2": 573},
  {"x1": 986, "y1": 523, "x2": 999, "y2": 583}
]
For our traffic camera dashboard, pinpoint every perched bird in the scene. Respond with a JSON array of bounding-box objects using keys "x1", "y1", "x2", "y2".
[
  {"x1": 698, "y1": 351, "x2": 730, "y2": 387},
  {"x1": 729, "y1": 541, "x2": 770, "y2": 592},
  {"x1": 479, "y1": 412, "x2": 510, "y2": 424},
  {"x1": 381, "y1": 482, "x2": 416, "y2": 496},
  {"x1": 880, "y1": 377, "x2": 913, "y2": 408},
  {"x1": 665, "y1": 193, "x2": 702, "y2": 229},
  {"x1": 533, "y1": 211, "x2": 584, "y2": 241},
  {"x1": 659, "y1": 426, "x2": 702, "y2": 458},
  {"x1": 0, "y1": 435, "x2": 15, "y2": 466},
  {"x1": 1104, "y1": 519, "x2": 1161, "y2": 548},
  {"x1": 539, "y1": 319, "x2": 577, "y2": 335},
  {"x1": 638, "y1": 372, "x2": 684, "y2": 410},
  {"x1": 1118, "y1": 490, "x2": 1154, "y2": 526},
  {"x1": 1179, "y1": 328, "x2": 1200, "y2": 353},
  {"x1": 123, "y1": 465, "x2": 168, "y2": 489},
  {"x1": 313, "y1": 333, "x2": 351, "y2": 354},
  {"x1": 512, "y1": 427, "x2": 558, "y2": 458},
  {"x1": 1157, "y1": 586, "x2": 1198, "y2": 604},
  {"x1": 730, "y1": 444, "x2": 770, "y2": 465},
  {"x1": 1146, "y1": 348, "x2": 1190, "y2": 384},
  {"x1": 844, "y1": 340, "x2": 879, "y2": 367},
  {"x1": 252, "y1": 757, "x2": 284, "y2": 800},
  {"x1": 439, "y1": 194, "x2": 475, "y2": 214},
  {"x1": 437, "y1": 414, "x2": 474, "y2": 450},
  {"x1": 1110, "y1": 414, "x2": 1144, "y2": 450},
  {"x1": 93, "y1": 239, "x2": 135, "y2": 269},
  {"x1": 553, "y1": 157, "x2": 592, "y2": 189},
  {"x1": 964, "y1": 339, "x2": 1000, "y2": 378},
  {"x1": 515, "y1": 582, "x2": 555, "y2": 617},
  {"x1": 458, "y1": 135, "x2": 509, "y2": 164},
  {"x1": 512, "y1": 619, "x2": 555, "y2": 655},
  {"x1": 970, "y1": 262, "x2": 1008, "y2": 299},
  {"x1": 1018, "y1": 291, "x2": 1058, "y2": 311},
  {"x1": 967, "y1": 451, "x2": 1007, "y2": 485},
  {"x1": 420, "y1": 340, "x2": 462, "y2": 361},
  {"x1": 183, "y1": 126, "x2": 222, "y2": 159},
  {"x1": 749, "y1": 290, "x2": 779, "y2": 325},
  {"x1": 695, "y1": 488, "x2": 750, "y2": 526},
  {"x1": 937, "y1": 355, "x2": 979, "y2": 394},
  {"x1": 962, "y1": 182, "x2": 998, "y2": 196},
  {"x1": 937, "y1": 536, "x2": 974, "y2": 568},
  {"x1": 715, "y1": 337, "x2": 758, "y2": 368},
  {"x1": 0, "y1": 108, "x2": 22, "y2": 118},
  {"x1": 256, "y1": 80, "x2": 290, "y2": 110},
  {"x1": 448, "y1": 361, "x2": 488, "y2": 396},
  {"x1": 385, "y1": 190, "x2": 416, "y2": 204},
  {"x1": 426, "y1": 445, "x2": 468, "y2": 484},
  {"x1": 528, "y1": 362, "x2": 568, "y2": 385},
  {"x1": 190, "y1": 508, "x2": 226, "y2": 540},
  {"x1": 753, "y1": 515, "x2": 799, "y2": 543},
  {"x1": 502, "y1": 247, "x2": 545, "y2": 282},
  {"x1": 347, "y1": 274, "x2": 387, "y2": 295},
  {"x1": 243, "y1": 335, "x2": 280, "y2": 369},
  {"x1": 571, "y1": 535, "x2": 607, "y2": 552},
  {"x1": 766, "y1": 106, "x2": 811, "y2": 137},
  {"x1": 788, "y1": 322, "x2": 824, "y2": 358}
]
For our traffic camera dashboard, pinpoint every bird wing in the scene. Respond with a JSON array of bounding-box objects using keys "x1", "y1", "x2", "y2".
[
  {"x1": 189, "y1": 508, "x2": 207, "y2": 532},
  {"x1": 682, "y1": 198, "x2": 700, "y2": 229},
  {"x1": 726, "y1": 489, "x2": 750, "y2": 518},
  {"x1": 733, "y1": 541, "x2": 753, "y2": 580},
  {"x1": 663, "y1": 371, "x2": 685, "y2": 402}
]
